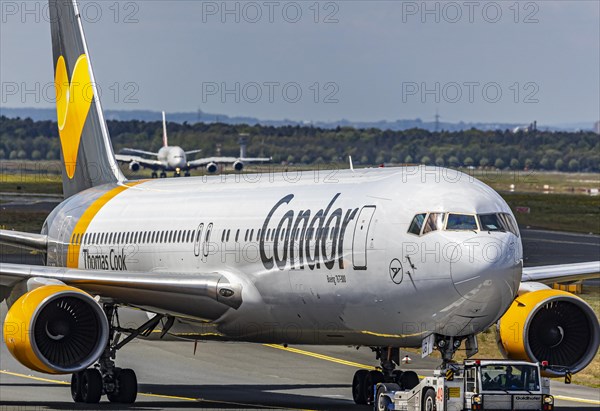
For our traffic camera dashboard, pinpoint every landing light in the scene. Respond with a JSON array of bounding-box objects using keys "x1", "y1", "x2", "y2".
[{"x1": 219, "y1": 288, "x2": 234, "y2": 298}]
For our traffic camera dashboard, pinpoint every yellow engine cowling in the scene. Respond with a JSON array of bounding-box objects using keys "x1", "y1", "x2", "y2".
[
  {"x1": 3, "y1": 285, "x2": 108, "y2": 374},
  {"x1": 497, "y1": 288, "x2": 600, "y2": 377}
]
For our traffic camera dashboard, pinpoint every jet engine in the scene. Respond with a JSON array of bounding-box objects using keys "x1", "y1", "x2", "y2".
[
  {"x1": 3, "y1": 285, "x2": 109, "y2": 374},
  {"x1": 206, "y1": 162, "x2": 218, "y2": 173},
  {"x1": 497, "y1": 287, "x2": 599, "y2": 376},
  {"x1": 233, "y1": 160, "x2": 244, "y2": 172},
  {"x1": 129, "y1": 161, "x2": 140, "y2": 172}
]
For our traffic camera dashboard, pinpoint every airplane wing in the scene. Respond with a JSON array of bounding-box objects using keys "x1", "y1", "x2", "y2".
[
  {"x1": 184, "y1": 149, "x2": 203, "y2": 156},
  {"x1": 115, "y1": 154, "x2": 165, "y2": 171},
  {"x1": 187, "y1": 156, "x2": 271, "y2": 169},
  {"x1": 521, "y1": 261, "x2": 600, "y2": 284},
  {"x1": 0, "y1": 262, "x2": 243, "y2": 315},
  {"x1": 120, "y1": 148, "x2": 159, "y2": 157}
]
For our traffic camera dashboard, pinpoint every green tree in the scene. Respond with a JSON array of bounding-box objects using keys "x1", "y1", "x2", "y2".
[
  {"x1": 9, "y1": 150, "x2": 18, "y2": 160},
  {"x1": 404, "y1": 155, "x2": 413, "y2": 164},
  {"x1": 464, "y1": 157, "x2": 474, "y2": 167},
  {"x1": 568, "y1": 159, "x2": 580, "y2": 171},
  {"x1": 448, "y1": 156, "x2": 459, "y2": 167},
  {"x1": 31, "y1": 150, "x2": 42, "y2": 160},
  {"x1": 495, "y1": 158, "x2": 505, "y2": 169},
  {"x1": 435, "y1": 157, "x2": 445, "y2": 167},
  {"x1": 555, "y1": 159, "x2": 565, "y2": 171},
  {"x1": 421, "y1": 156, "x2": 431, "y2": 165},
  {"x1": 479, "y1": 157, "x2": 489, "y2": 167},
  {"x1": 510, "y1": 158, "x2": 520, "y2": 170}
]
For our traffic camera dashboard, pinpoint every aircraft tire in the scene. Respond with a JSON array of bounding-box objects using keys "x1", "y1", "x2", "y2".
[
  {"x1": 70, "y1": 372, "x2": 83, "y2": 402},
  {"x1": 80, "y1": 369, "x2": 102, "y2": 404},
  {"x1": 108, "y1": 368, "x2": 138, "y2": 404},
  {"x1": 365, "y1": 370, "x2": 384, "y2": 404},
  {"x1": 400, "y1": 370, "x2": 419, "y2": 390},
  {"x1": 352, "y1": 369, "x2": 369, "y2": 404}
]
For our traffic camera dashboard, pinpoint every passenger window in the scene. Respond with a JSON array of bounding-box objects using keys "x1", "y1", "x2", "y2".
[
  {"x1": 250, "y1": 229, "x2": 254, "y2": 241},
  {"x1": 423, "y1": 213, "x2": 445, "y2": 234},
  {"x1": 235, "y1": 230, "x2": 240, "y2": 242},
  {"x1": 226, "y1": 230, "x2": 230, "y2": 242},
  {"x1": 408, "y1": 213, "x2": 426, "y2": 235},
  {"x1": 446, "y1": 214, "x2": 478, "y2": 231}
]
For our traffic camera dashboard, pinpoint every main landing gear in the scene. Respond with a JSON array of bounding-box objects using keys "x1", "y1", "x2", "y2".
[
  {"x1": 70, "y1": 305, "x2": 168, "y2": 404},
  {"x1": 352, "y1": 347, "x2": 420, "y2": 405}
]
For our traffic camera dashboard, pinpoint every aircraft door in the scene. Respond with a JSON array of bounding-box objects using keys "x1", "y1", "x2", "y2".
[
  {"x1": 193, "y1": 223, "x2": 204, "y2": 257},
  {"x1": 202, "y1": 223, "x2": 213, "y2": 263},
  {"x1": 58, "y1": 216, "x2": 75, "y2": 267},
  {"x1": 352, "y1": 206, "x2": 376, "y2": 270}
]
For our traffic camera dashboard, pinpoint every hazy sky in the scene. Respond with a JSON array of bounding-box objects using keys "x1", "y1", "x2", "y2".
[{"x1": 1, "y1": 1, "x2": 599, "y2": 125}]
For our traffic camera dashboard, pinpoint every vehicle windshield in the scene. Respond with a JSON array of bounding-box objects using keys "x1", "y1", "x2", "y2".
[{"x1": 480, "y1": 364, "x2": 540, "y2": 392}]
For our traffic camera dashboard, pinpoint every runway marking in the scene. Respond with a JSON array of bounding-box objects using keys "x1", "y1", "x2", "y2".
[
  {"x1": 263, "y1": 344, "x2": 377, "y2": 370},
  {"x1": 0, "y1": 370, "x2": 316, "y2": 410},
  {"x1": 554, "y1": 395, "x2": 600, "y2": 405}
]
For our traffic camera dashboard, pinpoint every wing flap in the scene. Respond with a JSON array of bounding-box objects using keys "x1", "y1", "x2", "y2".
[
  {"x1": 522, "y1": 261, "x2": 600, "y2": 284},
  {"x1": 0, "y1": 263, "x2": 242, "y2": 319}
]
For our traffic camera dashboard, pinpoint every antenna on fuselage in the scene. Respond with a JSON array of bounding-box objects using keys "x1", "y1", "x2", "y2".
[{"x1": 349, "y1": 155, "x2": 355, "y2": 173}]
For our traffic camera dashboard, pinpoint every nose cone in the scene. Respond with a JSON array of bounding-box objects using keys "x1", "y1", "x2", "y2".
[{"x1": 447, "y1": 234, "x2": 522, "y2": 333}]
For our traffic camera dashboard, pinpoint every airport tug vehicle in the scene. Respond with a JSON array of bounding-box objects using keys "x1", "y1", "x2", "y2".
[{"x1": 374, "y1": 359, "x2": 557, "y2": 411}]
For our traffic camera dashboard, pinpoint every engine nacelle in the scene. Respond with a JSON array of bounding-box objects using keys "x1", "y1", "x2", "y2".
[
  {"x1": 3, "y1": 285, "x2": 109, "y2": 374},
  {"x1": 129, "y1": 161, "x2": 140, "y2": 172},
  {"x1": 233, "y1": 160, "x2": 244, "y2": 172},
  {"x1": 206, "y1": 162, "x2": 218, "y2": 173},
  {"x1": 497, "y1": 288, "x2": 599, "y2": 376}
]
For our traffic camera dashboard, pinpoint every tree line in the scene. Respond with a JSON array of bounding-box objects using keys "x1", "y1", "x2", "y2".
[{"x1": 0, "y1": 116, "x2": 598, "y2": 172}]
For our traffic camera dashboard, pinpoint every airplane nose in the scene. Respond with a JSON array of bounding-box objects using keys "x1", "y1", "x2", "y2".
[{"x1": 448, "y1": 234, "x2": 522, "y2": 322}]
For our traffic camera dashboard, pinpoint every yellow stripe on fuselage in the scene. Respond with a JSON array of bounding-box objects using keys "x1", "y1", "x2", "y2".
[{"x1": 66, "y1": 182, "x2": 143, "y2": 268}]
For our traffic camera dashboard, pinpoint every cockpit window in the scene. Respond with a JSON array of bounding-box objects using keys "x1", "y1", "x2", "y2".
[
  {"x1": 423, "y1": 213, "x2": 445, "y2": 234},
  {"x1": 499, "y1": 213, "x2": 520, "y2": 237},
  {"x1": 408, "y1": 213, "x2": 426, "y2": 235},
  {"x1": 408, "y1": 212, "x2": 518, "y2": 236},
  {"x1": 446, "y1": 214, "x2": 478, "y2": 231},
  {"x1": 479, "y1": 214, "x2": 505, "y2": 232}
]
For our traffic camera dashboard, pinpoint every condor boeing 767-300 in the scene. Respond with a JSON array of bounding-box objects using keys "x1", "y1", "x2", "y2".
[{"x1": 0, "y1": 0, "x2": 598, "y2": 405}]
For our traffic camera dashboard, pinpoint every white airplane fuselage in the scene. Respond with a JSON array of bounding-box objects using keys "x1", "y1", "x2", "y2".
[
  {"x1": 43, "y1": 166, "x2": 522, "y2": 347},
  {"x1": 157, "y1": 146, "x2": 187, "y2": 171}
]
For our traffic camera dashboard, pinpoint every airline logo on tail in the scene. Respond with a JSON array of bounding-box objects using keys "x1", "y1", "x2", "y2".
[{"x1": 54, "y1": 54, "x2": 93, "y2": 179}]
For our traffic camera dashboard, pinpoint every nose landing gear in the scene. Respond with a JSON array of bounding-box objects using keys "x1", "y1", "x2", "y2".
[
  {"x1": 352, "y1": 347, "x2": 420, "y2": 405},
  {"x1": 70, "y1": 305, "x2": 166, "y2": 404}
]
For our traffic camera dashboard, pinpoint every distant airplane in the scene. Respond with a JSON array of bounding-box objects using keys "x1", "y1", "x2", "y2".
[{"x1": 115, "y1": 112, "x2": 270, "y2": 177}]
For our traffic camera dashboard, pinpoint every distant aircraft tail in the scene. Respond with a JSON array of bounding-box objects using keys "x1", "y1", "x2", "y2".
[
  {"x1": 162, "y1": 111, "x2": 169, "y2": 147},
  {"x1": 50, "y1": 0, "x2": 124, "y2": 198}
]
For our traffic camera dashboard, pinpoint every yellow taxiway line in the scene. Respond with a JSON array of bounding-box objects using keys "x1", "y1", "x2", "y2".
[{"x1": 263, "y1": 343, "x2": 377, "y2": 370}]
